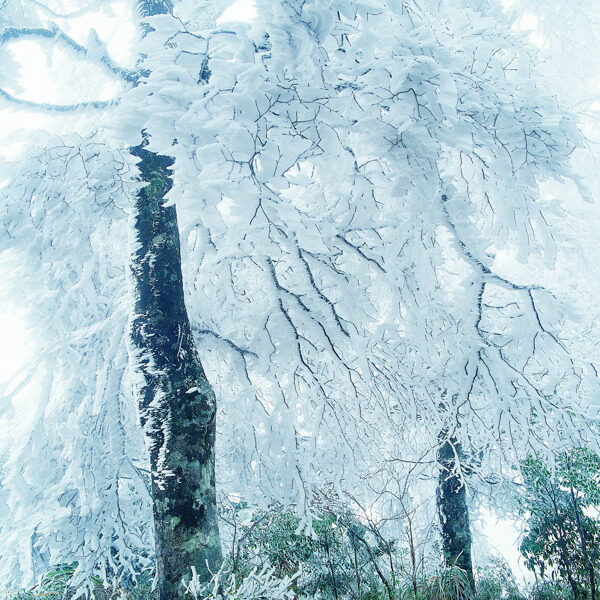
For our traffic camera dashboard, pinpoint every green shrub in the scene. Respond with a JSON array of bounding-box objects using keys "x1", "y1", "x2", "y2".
[
  {"x1": 475, "y1": 560, "x2": 524, "y2": 600},
  {"x1": 422, "y1": 567, "x2": 474, "y2": 600},
  {"x1": 528, "y1": 582, "x2": 574, "y2": 600},
  {"x1": 520, "y1": 450, "x2": 600, "y2": 600},
  {"x1": 225, "y1": 502, "x2": 392, "y2": 600},
  {"x1": 1, "y1": 565, "x2": 156, "y2": 600}
]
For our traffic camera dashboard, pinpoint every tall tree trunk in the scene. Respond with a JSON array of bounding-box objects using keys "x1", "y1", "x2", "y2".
[
  {"x1": 436, "y1": 436, "x2": 475, "y2": 589},
  {"x1": 127, "y1": 2, "x2": 222, "y2": 592},
  {"x1": 128, "y1": 139, "x2": 222, "y2": 599}
]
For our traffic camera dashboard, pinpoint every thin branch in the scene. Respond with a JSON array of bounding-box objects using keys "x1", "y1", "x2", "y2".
[
  {"x1": 1, "y1": 26, "x2": 137, "y2": 83},
  {"x1": 0, "y1": 87, "x2": 115, "y2": 111}
]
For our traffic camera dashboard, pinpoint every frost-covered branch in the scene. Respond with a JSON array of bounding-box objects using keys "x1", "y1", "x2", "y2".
[{"x1": 0, "y1": 26, "x2": 137, "y2": 82}]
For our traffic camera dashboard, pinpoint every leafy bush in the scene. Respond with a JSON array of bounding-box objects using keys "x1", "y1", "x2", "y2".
[
  {"x1": 475, "y1": 560, "x2": 525, "y2": 600},
  {"x1": 223, "y1": 502, "x2": 392, "y2": 600},
  {"x1": 1, "y1": 565, "x2": 156, "y2": 600},
  {"x1": 520, "y1": 450, "x2": 600, "y2": 600},
  {"x1": 422, "y1": 567, "x2": 474, "y2": 600},
  {"x1": 528, "y1": 582, "x2": 574, "y2": 600},
  {"x1": 8, "y1": 497, "x2": 593, "y2": 600}
]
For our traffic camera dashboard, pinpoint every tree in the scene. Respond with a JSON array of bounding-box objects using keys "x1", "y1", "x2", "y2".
[
  {"x1": 280, "y1": 0, "x2": 598, "y2": 577},
  {"x1": 520, "y1": 449, "x2": 600, "y2": 600},
  {"x1": 0, "y1": 0, "x2": 599, "y2": 594},
  {"x1": 134, "y1": 0, "x2": 599, "y2": 483},
  {"x1": 220, "y1": 494, "x2": 398, "y2": 600},
  {"x1": 436, "y1": 437, "x2": 474, "y2": 586},
  {"x1": 127, "y1": 1, "x2": 223, "y2": 595},
  {"x1": 0, "y1": 0, "x2": 226, "y2": 593},
  {"x1": 129, "y1": 136, "x2": 222, "y2": 594}
]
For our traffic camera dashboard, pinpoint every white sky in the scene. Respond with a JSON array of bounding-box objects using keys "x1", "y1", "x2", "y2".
[
  {"x1": 217, "y1": 0, "x2": 257, "y2": 24},
  {"x1": 0, "y1": 310, "x2": 32, "y2": 386},
  {"x1": 479, "y1": 508, "x2": 531, "y2": 585}
]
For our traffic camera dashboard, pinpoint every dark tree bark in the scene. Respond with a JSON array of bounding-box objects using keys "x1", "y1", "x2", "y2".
[
  {"x1": 436, "y1": 436, "x2": 474, "y2": 588},
  {"x1": 128, "y1": 140, "x2": 222, "y2": 599},
  {"x1": 127, "y1": 2, "x2": 222, "y2": 596}
]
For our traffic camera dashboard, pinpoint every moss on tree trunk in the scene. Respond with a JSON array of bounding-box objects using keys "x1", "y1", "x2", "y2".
[
  {"x1": 436, "y1": 437, "x2": 474, "y2": 588},
  {"x1": 128, "y1": 142, "x2": 222, "y2": 599}
]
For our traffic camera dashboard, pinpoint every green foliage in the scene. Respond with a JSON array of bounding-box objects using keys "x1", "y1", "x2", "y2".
[
  {"x1": 520, "y1": 450, "x2": 600, "y2": 600},
  {"x1": 225, "y1": 502, "x2": 392, "y2": 600},
  {"x1": 223, "y1": 500, "x2": 545, "y2": 600},
  {"x1": 528, "y1": 582, "x2": 574, "y2": 600},
  {"x1": 1, "y1": 565, "x2": 156, "y2": 600},
  {"x1": 475, "y1": 560, "x2": 525, "y2": 600},
  {"x1": 11, "y1": 491, "x2": 600, "y2": 600},
  {"x1": 223, "y1": 500, "x2": 529, "y2": 600},
  {"x1": 422, "y1": 567, "x2": 474, "y2": 600}
]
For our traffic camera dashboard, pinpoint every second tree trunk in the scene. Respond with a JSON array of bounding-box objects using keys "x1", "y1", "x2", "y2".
[{"x1": 436, "y1": 437, "x2": 474, "y2": 587}]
